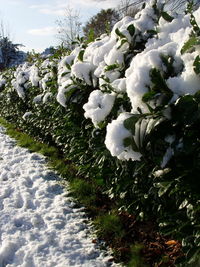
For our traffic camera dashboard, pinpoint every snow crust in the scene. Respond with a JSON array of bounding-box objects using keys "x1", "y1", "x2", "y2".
[{"x1": 0, "y1": 127, "x2": 118, "y2": 267}]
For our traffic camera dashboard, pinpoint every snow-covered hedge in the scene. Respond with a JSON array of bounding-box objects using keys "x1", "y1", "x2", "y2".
[
  {"x1": 0, "y1": 1, "x2": 200, "y2": 264},
  {"x1": 1, "y1": 1, "x2": 200, "y2": 164}
]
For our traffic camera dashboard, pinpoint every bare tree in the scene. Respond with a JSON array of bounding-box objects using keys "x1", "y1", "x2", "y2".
[
  {"x1": 0, "y1": 20, "x2": 10, "y2": 39},
  {"x1": 165, "y1": 0, "x2": 200, "y2": 12},
  {"x1": 117, "y1": 0, "x2": 145, "y2": 18},
  {"x1": 117, "y1": 0, "x2": 200, "y2": 15},
  {"x1": 55, "y1": 6, "x2": 82, "y2": 49}
]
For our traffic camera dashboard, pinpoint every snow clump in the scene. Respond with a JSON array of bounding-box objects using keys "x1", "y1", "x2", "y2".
[{"x1": 83, "y1": 90, "x2": 116, "y2": 127}]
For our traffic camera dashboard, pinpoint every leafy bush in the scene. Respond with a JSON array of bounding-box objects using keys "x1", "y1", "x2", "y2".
[{"x1": 0, "y1": 1, "x2": 200, "y2": 265}]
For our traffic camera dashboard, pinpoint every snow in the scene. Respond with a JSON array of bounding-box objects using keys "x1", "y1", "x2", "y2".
[
  {"x1": 83, "y1": 90, "x2": 116, "y2": 127},
  {"x1": 133, "y1": 3, "x2": 156, "y2": 32},
  {"x1": 12, "y1": 65, "x2": 31, "y2": 99},
  {"x1": 160, "y1": 135, "x2": 175, "y2": 168},
  {"x1": 0, "y1": 78, "x2": 6, "y2": 88},
  {"x1": 112, "y1": 16, "x2": 134, "y2": 42},
  {"x1": 161, "y1": 147, "x2": 174, "y2": 168},
  {"x1": 105, "y1": 113, "x2": 142, "y2": 161},
  {"x1": 167, "y1": 51, "x2": 200, "y2": 96},
  {"x1": 104, "y1": 48, "x2": 124, "y2": 66},
  {"x1": 71, "y1": 62, "x2": 95, "y2": 86},
  {"x1": 111, "y1": 78, "x2": 126, "y2": 93},
  {"x1": 40, "y1": 72, "x2": 53, "y2": 91},
  {"x1": 193, "y1": 6, "x2": 200, "y2": 26},
  {"x1": 33, "y1": 94, "x2": 43, "y2": 104},
  {"x1": 22, "y1": 112, "x2": 33, "y2": 120},
  {"x1": 29, "y1": 65, "x2": 40, "y2": 87},
  {"x1": 56, "y1": 80, "x2": 76, "y2": 107},
  {"x1": 43, "y1": 92, "x2": 53, "y2": 103},
  {"x1": 153, "y1": 168, "x2": 171, "y2": 178},
  {"x1": 86, "y1": 37, "x2": 115, "y2": 67},
  {"x1": 0, "y1": 127, "x2": 118, "y2": 267}
]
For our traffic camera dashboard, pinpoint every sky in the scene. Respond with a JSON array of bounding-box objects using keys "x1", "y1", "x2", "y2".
[{"x1": 0, "y1": 0, "x2": 122, "y2": 53}]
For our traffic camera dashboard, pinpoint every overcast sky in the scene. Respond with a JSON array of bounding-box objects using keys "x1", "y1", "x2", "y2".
[{"x1": 0, "y1": 0, "x2": 122, "y2": 52}]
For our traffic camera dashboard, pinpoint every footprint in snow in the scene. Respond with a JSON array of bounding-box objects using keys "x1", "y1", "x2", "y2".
[
  {"x1": 0, "y1": 240, "x2": 18, "y2": 267},
  {"x1": 14, "y1": 193, "x2": 24, "y2": 209}
]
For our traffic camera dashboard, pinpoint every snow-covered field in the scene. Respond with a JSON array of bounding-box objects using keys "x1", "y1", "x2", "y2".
[{"x1": 0, "y1": 126, "x2": 117, "y2": 267}]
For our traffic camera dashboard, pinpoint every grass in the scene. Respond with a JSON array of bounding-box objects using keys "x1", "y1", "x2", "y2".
[
  {"x1": 70, "y1": 179, "x2": 97, "y2": 206},
  {"x1": 94, "y1": 213, "x2": 125, "y2": 240},
  {"x1": 127, "y1": 244, "x2": 148, "y2": 267},
  {"x1": 0, "y1": 116, "x2": 153, "y2": 266}
]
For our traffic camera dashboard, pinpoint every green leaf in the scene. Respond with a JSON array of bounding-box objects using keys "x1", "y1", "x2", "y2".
[
  {"x1": 193, "y1": 55, "x2": 200, "y2": 74},
  {"x1": 142, "y1": 3, "x2": 146, "y2": 9},
  {"x1": 181, "y1": 36, "x2": 200, "y2": 54},
  {"x1": 194, "y1": 90, "x2": 200, "y2": 102},
  {"x1": 78, "y1": 50, "x2": 85, "y2": 62},
  {"x1": 105, "y1": 64, "x2": 119, "y2": 71},
  {"x1": 123, "y1": 137, "x2": 132, "y2": 147},
  {"x1": 115, "y1": 28, "x2": 126, "y2": 39},
  {"x1": 187, "y1": 247, "x2": 200, "y2": 263},
  {"x1": 127, "y1": 24, "x2": 135, "y2": 36},
  {"x1": 142, "y1": 91, "x2": 158, "y2": 103},
  {"x1": 172, "y1": 95, "x2": 198, "y2": 123},
  {"x1": 146, "y1": 29, "x2": 157, "y2": 36},
  {"x1": 190, "y1": 12, "x2": 200, "y2": 36},
  {"x1": 161, "y1": 11, "x2": 174, "y2": 22},
  {"x1": 154, "y1": 181, "x2": 173, "y2": 197},
  {"x1": 179, "y1": 199, "x2": 188, "y2": 209},
  {"x1": 117, "y1": 38, "x2": 128, "y2": 50},
  {"x1": 61, "y1": 71, "x2": 70, "y2": 77},
  {"x1": 186, "y1": 1, "x2": 193, "y2": 14},
  {"x1": 152, "y1": 1, "x2": 159, "y2": 17},
  {"x1": 150, "y1": 68, "x2": 173, "y2": 98},
  {"x1": 71, "y1": 40, "x2": 79, "y2": 45},
  {"x1": 160, "y1": 54, "x2": 174, "y2": 78},
  {"x1": 123, "y1": 115, "x2": 141, "y2": 135},
  {"x1": 66, "y1": 63, "x2": 71, "y2": 70},
  {"x1": 123, "y1": 137, "x2": 139, "y2": 152}
]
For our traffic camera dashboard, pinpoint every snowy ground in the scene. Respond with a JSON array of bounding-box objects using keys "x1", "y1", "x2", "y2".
[{"x1": 0, "y1": 126, "x2": 118, "y2": 267}]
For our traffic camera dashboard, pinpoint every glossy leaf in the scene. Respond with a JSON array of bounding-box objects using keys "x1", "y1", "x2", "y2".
[
  {"x1": 127, "y1": 24, "x2": 135, "y2": 36},
  {"x1": 161, "y1": 11, "x2": 174, "y2": 22}
]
